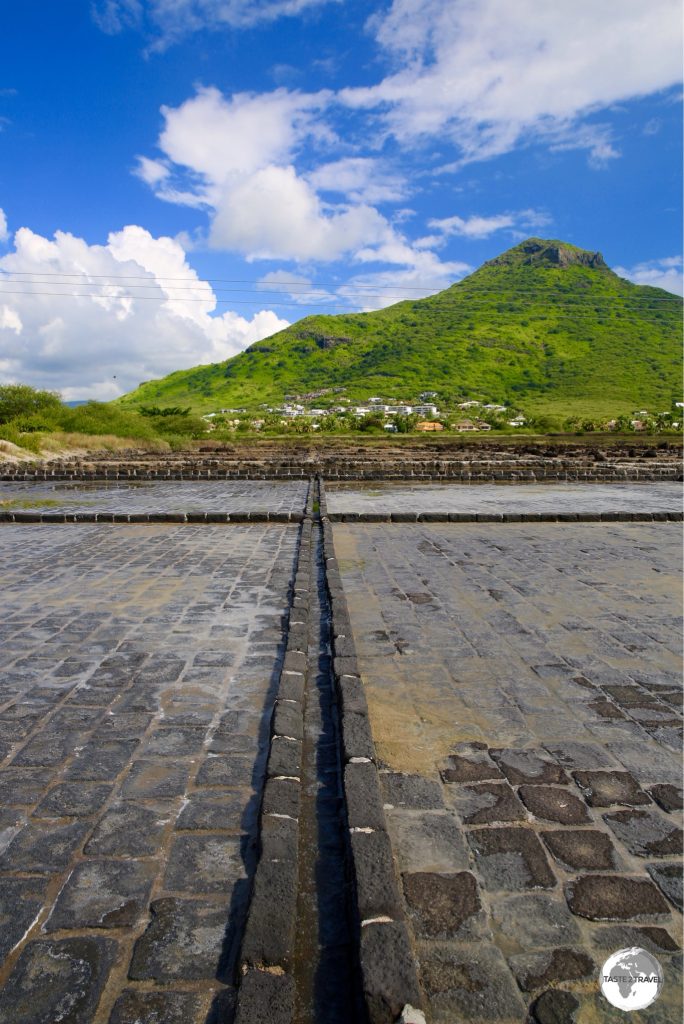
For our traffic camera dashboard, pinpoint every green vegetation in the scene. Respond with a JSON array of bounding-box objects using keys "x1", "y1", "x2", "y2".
[
  {"x1": 0, "y1": 388, "x2": 208, "y2": 456},
  {"x1": 118, "y1": 239, "x2": 682, "y2": 420}
]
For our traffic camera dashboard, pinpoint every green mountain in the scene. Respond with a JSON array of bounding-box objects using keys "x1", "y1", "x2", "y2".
[{"x1": 119, "y1": 239, "x2": 682, "y2": 418}]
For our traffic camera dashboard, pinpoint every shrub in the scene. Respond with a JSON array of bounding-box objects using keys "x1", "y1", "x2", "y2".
[{"x1": 0, "y1": 384, "x2": 63, "y2": 424}]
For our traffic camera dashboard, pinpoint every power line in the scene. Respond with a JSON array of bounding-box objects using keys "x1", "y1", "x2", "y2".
[
  {"x1": 0, "y1": 288, "x2": 677, "y2": 326},
  {"x1": 0, "y1": 270, "x2": 680, "y2": 301}
]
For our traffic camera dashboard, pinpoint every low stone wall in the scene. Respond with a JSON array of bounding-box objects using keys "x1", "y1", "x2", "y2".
[{"x1": 0, "y1": 441, "x2": 681, "y2": 484}]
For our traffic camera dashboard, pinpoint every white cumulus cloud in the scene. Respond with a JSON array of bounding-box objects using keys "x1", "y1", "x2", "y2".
[
  {"x1": 428, "y1": 209, "x2": 552, "y2": 241},
  {"x1": 0, "y1": 208, "x2": 9, "y2": 244},
  {"x1": 341, "y1": 0, "x2": 682, "y2": 164},
  {"x1": 93, "y1": 0, "x2": 337, "y2": 47},
  {"x1": 0, "y1": 224, "x2": 289, "y2": 398},
  {"x1": 615, "y1": 256, "x2": 683, "y2": 296}
]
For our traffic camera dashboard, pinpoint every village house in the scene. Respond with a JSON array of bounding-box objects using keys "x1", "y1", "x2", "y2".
[{"x1": 416, "y1": 421, "x2": 444, "y2": 431}]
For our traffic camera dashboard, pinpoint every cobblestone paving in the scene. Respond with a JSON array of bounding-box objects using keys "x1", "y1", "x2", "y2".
[
  {"x1": 327, "y1": 481, "x2": 682, "y2": 515},
  {"x1": 0, "y1": 479, "x2": 309, "y2": 515},
  {"x1": 0, "y1": 524, "x2": 299, "y2": 1023},
  {"x1": 334, "y1": 523, "x2": 683, "y2": 1023}
]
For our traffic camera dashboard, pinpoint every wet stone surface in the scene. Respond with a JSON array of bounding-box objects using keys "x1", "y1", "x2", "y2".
[
  {"x1": 0, "y1": 523, "x2": 298, "y2": 1020},
  {"x1": 327, "y1": 480, "x2": 683, "y2": 515},
  {"x1": 0, "y1": 478, "x2": 308, "y2": 515},
  {"x1": 335, "y1": 521, "x2": 682, "y2": 1023}
]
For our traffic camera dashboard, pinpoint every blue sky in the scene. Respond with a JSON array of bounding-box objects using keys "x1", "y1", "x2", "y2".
[{"x1": 0, "y1": 0, "x2": 681, "y2": 399}]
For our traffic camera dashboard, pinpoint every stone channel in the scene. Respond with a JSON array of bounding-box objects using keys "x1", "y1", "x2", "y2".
[{"x1": 0, "y1": 472, "x2": 681, "y2": 1024}]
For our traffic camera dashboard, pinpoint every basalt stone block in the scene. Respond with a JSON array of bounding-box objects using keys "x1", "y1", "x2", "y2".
[
  {"x1": 387, "y1": 809, "x2": 470, "y2": 873},
  {"x1": 122, "y1": 760, "x2": 189, "y2": 799},
  {"x1": 0, "y1": 936, "x2": 118, "y2": 1024},
  {"x1": 491, "y1": 893, "x2": 581, "y2": 951},
  {"x1": 262, "y1": 777, "x2": 300, "y2": 820},
  {"x1": 47, "y1": 860, "x2": 156, "y2": 930},
  {"x1": 282, "y1": 650, "x2": 307, "y2": 675},
  {"x1": 543, "y1": 742, "x2": 615, "y2": 770},
  {"x1": 518, "y1": 785, "x2": 591, "y2": 825},
  {"x1": 241, "y1": 857, "x2": 298, "y2": 970},
  {"x1": 646, "y1": 863, "x2": 683, "y2": 911},
  {"x1": 419, "y1": 941, "x2": 526, "y2": 1023},
  {"x1": 278, "y1": 670, "x2": 305, "y2": 703},
  {"x1": 142, "y1": 729, "x2": 206, "y2": 758},
  {"x1": 164, "y1": 835, "x2": 246, "y2": 895},
  {"x1": 0, "y1": 820, "x2": 89, "y2": 872},
  {"x1": 64, "y1": 739, "x2": 139, "y2": 781},
  {"x1": 85, "y1": 802, "x2": 170, "y2": 856},
  {"x1": 541, "y1": 830, "x2": 619, "y2": 871},
  {"x1": 342, "y1": 710, "x2": 375, "y2": 762},
  {"x1": 604, "y1": 808, "x2": 683, "y2": 857},
  {"x1": 402, "y1": 871, "x2": 483, "y2": 940},
  {"x1": 109, "y1": 989, "x2": 206, "y2": 1024},
  {"x1": 345, "y1": 762, "x2": 385, "y2": 831},
  {"x1": 333, "y1": 635, "x2": 357, "y2": 659},
  {"x1": 334, "y1": 655, "x2": 360, "y2": 678},
  {"x1": 566, "y1": 875, "x2": 669, "y2": 920},
  {"x1": 260, "y1": 813, "x2": 298, "y2": 863},
  {"x1": 440, "y1": 744, "x2": 503, "y2": 784},
  {"x1": 235, "y1": 969, "x2": 295, "y2": 1024},
  {"x1": 467, "y1": 827, "x2": 556, "y2": 891},
  {"x1": 0, "y1": 877, "x2": 48, "y2": 961},
  {"x1": 338, "y1": 674, "x2": 368, "y2": 715},
  {"x1": 509, "y1": 947, "x2": 594, "y2": 992},
  {"x1": 391, "y1": 512, "x2": 418, "y2": 522},
  {"x1": 129, "y1": 898, "x2": 232, "y2": 981},
  {"x1": 272, "y1": 701, "x2": 303, "y2": 741},
  {"x1": 380, "y1": 771, "x2": 444, "y2": 810},
  {"x1": 449, "y1": 781, "x2": 526, "y2": 825},
  {"x1": 531, "y1": 990, "x2": 580, "y2": 1024},
  {"x1": 490, "y1": 748, "x2": 567, "y2": 786},
  {"x1": 351, "y1": 829, "x2": 402, "y2": 920},
  {"x1": 649, "y1": 783, "x2": 683, "y2": 813},
  {"x1": 591, "y1": 924, "x2": 680, "y2": 954},
  {"x1": 267, "y1": 736, "x2": 302, "y2": 778},
  {"x1": 360, "y1": 921, "x2": 423, "y2": 1024},
  {"x1": 572, "y1": 769, "x2": 650, "y2": 807},
  {"x1": 196, "y1": 754, "x2": 255, "y2": 788}
]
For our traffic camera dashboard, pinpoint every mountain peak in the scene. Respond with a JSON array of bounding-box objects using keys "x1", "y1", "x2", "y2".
[{"x1": 485, "y1": 237, "x2": 609, "y2": 271}]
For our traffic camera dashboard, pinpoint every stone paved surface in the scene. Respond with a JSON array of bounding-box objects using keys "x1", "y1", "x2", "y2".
[
  {"x1": 0, "y1": 524, "x2": 299, "y2": 1022},
  {"x1": 334, "y1": 522, "x2": 683, "y2": 1023},
  {"x1": 327, "y1": 481, "x2": 682, "y2": 515},
  {"x1": 0, "y1": 479, "x2": 308, "y2": 515}
]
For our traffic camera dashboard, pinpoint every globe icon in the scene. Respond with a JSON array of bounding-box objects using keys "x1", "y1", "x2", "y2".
[{"x1": 600, "y1": 947, "x2": 664, "y2": 1011}]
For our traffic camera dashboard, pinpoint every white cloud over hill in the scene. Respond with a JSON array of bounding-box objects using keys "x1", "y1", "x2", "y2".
[{"x1": 0, "y1": 225, "x2": 288, "y2": 399}]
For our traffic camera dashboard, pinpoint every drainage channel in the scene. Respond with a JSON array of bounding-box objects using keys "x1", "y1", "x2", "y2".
[
  {"x1": 292, "y1": 509, "x2": 361, "y2": 1023},
  {"x1": 234, "y1": 479, "x2": 363, "y2": 1024}
]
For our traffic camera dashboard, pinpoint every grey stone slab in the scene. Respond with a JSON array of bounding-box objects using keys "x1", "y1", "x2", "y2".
[
  {"x1": 163, "y1": 834, "x2": 246, "y2": 894},
  {"x1": 196, "y1": 754, "x2": 256, "y2": 788},
  {"x1": 603, "y1": 808, "x2": 683, "y2": 857},
  {"x1": 0, "y1": 877, "x2": 47, "y2": 960},
  {"x1": 0, "y1": 936, "x2": 118, "y2": 1024},
  {"x1": 175, "y1": 790, "x2": 250, "y2": 831},
  {"x1": 109, "y1": 989, "x2": 208, "y2": 1024},
  {"x1": 121, "y1": 760, "x2": 190, "y2": 800},
  {"x1": 33, "y1": 782, "x2": 113, "y2": 818},
  {"x1": 647, "y1": 863, "x2": 683, "y2": 911},
  {"x1": 47, "y1": 860, "x2": 156, "y2": 930},
  {"x1": 467, "y1": 827, "x2": 557, "y2": 891},
  {"x1": 380, "y1": 771, "x2": 444, "y2": 809},
  {"x1": 0, "y1": 820, "x2": 89, "y2": 872},
  {"x1": 386, "y1": 808, "x2": 469, "y2": 872},
  {"x1": 85, "y1": 802, "x2": 171, "y2": 856},
  {"x1": 418, "y1": 941, "x2": 527, "y2": 1022},
  {"x1": 129, "y1": 897, "x2": 232, "y2": 981},
  {"x1": 490, "y1": 893, "x2": 581, "y2": 952}
]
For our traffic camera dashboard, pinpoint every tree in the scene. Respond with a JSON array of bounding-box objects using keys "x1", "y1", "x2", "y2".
[{"x1": 0, "y1": 384, "x2": 63, "y2": 424}]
